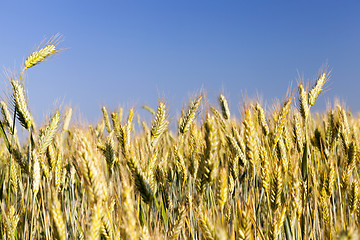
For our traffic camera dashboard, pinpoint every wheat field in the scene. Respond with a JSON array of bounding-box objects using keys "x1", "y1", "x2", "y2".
[{"x1": 1, "y1": 37, "x2": 359, "y2": 240}]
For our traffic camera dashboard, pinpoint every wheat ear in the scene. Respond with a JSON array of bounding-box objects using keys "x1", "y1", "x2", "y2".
[
  {"x1": 62, "y1": 108, "x2": 72, "y2": 132},
  {"x1": 38, "y1": 111, "x2": 60, "y2": 154},
  {"x1": 126, "y1": 157, "x2": 154, "y2": 204},
  {"x1": 243, "y1": 107, "x2": 257, "y2": 178},
  {"x1": 169, "y1": 205, "x2": 186, "y2": 240},
  {"x1": 87, "y1": 201, "x2": 104, "y2": 240},
  {"x1": 298, "y1": 84, "x2": 309, "y2": 121},
  {"x1": 255, "y1": 103, "x2": 269, "y2": 136},
  {"x1": 179, "y1": 95, "x2": 202, "y2": 135},
  {"x1": 24, "y1": 35, "x2": 62, "y2": 69},
  {"x1": 150, "y1": 102, "x2": 168, "y2": 146},
  {"x1": 197, "y1": 115, "x2": 218, "y2": 194},
  {"x1": 272, "y1": 97, "x2": 291, "y2": 149},
  {"x1": 51, "y1": 190, "x2": 67, "y2": 240},
  {"x1": 269, "y1": 207, "x2": 286, "y2": 240},
  {"x1": 1, "y1": 205, "x2": 19, "y2": 240},
  {"x1": 101, "y1": 106, "x2": 112, "y2": 133},
  {"x1": 104, "y1": 133, "x2": 117, "y2": 168},
  {"x1": 76, "y1": 134, "x2": 108, "y2": 204},
  {"x1": 1, "y1": 100, "x2": 16, "y2": 134},
  {"x1": 198, "y1": 211, "x2": 215, "y2": 240},
  {"x1": 217, "y1": 167, "x2": 228, "y2": 212},
  {"x1": 219, "y1": 94, "x2": 230, "y2": 120},
  {"x1": 32, "y1": 150, "x2": 41, "y2": 196},
  {"x1": 11, "y1": 79, "x2": 34, "y2": 130},
  {"x1": 101, "y1": 207, "x2": 114, "y2": 240},
  {"x1": 270, "y1": 164, "x2": 283, "y2": 212},
  {"x1": 349, "y1": 180, "x2": 359, "y2": 214},
  {"x1": 308, "y1": 72, "x2": 327, "y2": 106}
]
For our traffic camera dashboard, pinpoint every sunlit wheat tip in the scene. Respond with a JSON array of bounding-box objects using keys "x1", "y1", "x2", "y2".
[
  {"x1": 308, "y1": 72, "x2": 327, "y2": 106},
  {"x1": 101, "y1": 106, "x2": 112, "y2": 133},
  {"x1": 24, "y1": 35, "x2": 62, "y2": 69},
  {"x1": 298, "y1": 84, "x2": 309, "y2": 121},
  {"x1": 219, "y1": 94, "x2": 230, "y2": 120},
  {"x1": 255, "y1": 103, "x2": 269, "y2": 136},
  {"x1": 62, "y1": 107, "x2": 72, "y2": 132},
  {"x1": 150, "y1": 102, "x2": 168, "y2": 146},
  {"x1": 179, "y1": 95, "x2": 202, "y2": 134}
]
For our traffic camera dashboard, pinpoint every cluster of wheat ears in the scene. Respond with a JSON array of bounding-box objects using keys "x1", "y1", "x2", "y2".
[{"x1": 0, "y1": 37, "x2": 359, "y2": 240}]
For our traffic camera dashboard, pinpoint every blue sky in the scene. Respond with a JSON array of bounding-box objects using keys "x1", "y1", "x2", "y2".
[{"x1": 0, "y1": 1, "x2": 360, "y2": 124}]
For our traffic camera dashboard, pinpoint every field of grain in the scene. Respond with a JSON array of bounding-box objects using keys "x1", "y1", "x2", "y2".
[{"x1": 1, "y1": 38, "x2": 359, "y2": 240}]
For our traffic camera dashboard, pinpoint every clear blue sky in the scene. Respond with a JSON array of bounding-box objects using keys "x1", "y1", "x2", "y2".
[{"x1": 0, "y1": 1, "x2": 359, "y2": 123}]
